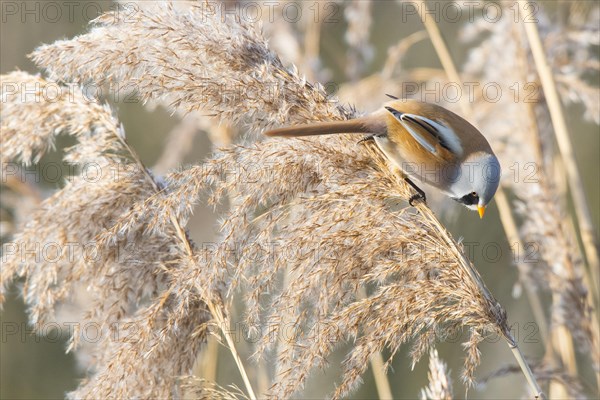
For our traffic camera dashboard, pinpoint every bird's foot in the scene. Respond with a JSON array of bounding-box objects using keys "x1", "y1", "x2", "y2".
[
  {"x1": 357, "y1": 135, "x2": 376, "y2": 145},
  {"x1": 404, "y1": 177, "x2": 427, "y2": 206},
  {"x1": 408, "y1": 192, "x2": 427, "y2": 206}
]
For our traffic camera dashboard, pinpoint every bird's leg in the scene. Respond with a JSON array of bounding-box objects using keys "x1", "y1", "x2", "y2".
[{"x1": 404, "y1": 177, "x2": 427, "y2": 206}]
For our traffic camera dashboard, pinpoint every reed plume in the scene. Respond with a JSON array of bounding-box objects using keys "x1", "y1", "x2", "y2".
[
  {"x1": 420, "y1": 349, "x2": 453, "y2": 400},
  {"x1": 0, "y1": 71, "x2": 213, "y2": 398},
  {"x1": 6, "y1": 1, "x2": 598, "y2": 399}
]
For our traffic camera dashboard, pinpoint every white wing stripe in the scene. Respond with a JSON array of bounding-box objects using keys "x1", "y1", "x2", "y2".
[
  {"x1": 404, "y1": 114, "x2": 463, "y2": 156},
  {"x1": 402, "y1": 123, "x2": 437, "y2": 153},
  {"x1": 385, "y1": 107, "x2": 438, "y2": 154}
]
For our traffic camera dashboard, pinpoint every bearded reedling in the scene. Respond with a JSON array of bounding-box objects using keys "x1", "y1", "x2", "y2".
[{"x1": 265, "y1": 96, "x2": 501, "y2": 218}]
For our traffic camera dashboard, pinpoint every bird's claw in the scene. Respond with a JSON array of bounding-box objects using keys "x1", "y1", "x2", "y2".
[
  {"x1": 408, "y1": 192, "x2": 427, "y2": 206},
  {"x1": 357, "y1": 135, "x2": 376, "y2": 145},
  {"x1": 404, "y1": 177, "x2": 427, "y2": 206}
]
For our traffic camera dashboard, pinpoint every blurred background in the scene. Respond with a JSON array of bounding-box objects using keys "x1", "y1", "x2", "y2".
[{"x1": 1, "y1": 1, "x2": 598, "y2": 399}]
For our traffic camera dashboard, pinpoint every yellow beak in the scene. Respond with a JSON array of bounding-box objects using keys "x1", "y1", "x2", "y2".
[{"x1": 478, "y1": 205, "x2": 486, "y2": 219}]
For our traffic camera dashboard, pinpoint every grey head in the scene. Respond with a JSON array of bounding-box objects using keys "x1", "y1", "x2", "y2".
[{"x1": 448, "y1": 152, "x2": 501, "y2": 217}]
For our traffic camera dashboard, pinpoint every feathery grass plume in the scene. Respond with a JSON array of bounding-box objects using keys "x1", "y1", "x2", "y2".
[
  {"x1": 0, "y1": 72, "x2": 212, "y2": 398},
  {"x1": 118, "y1": 124, "x2": 510, "y2": 399},
  {"x1": 105, "y1": 123, "x2": 516, "y2": 396},
  {"x1": 420, "y1": 349, "x2": 453, "y2": 400},
  {"x1": 180, "y1": 377, "x2": 249, "y2": 400},
  {"x1": 30, "y1": 2, "x2": 345, "y2": 133},
  {"x1": 517, "y1": 182, "x2": 597, "y2": 360},
  {"x1": 0, "y1": 72, "x2": 104, "y2": 165},
  {"x1": 9, "y1": 1, "x2": 543, "y2": 398},
  {"x1": 0, "y1": 71, "x2": 157, "y2": 317}
]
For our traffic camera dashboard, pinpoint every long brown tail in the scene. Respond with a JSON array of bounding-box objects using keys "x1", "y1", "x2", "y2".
[{"x1": 264, "y1": 115, "x2": 384, "y2": 137}]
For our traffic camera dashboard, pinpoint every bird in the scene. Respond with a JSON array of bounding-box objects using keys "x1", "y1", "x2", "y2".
[{"x1": 263, "y1": 96, "x2": 501, "y2": 218}]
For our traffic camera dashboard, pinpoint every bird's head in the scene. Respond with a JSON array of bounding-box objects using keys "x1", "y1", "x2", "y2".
[{"x1": 450, "y1": 152, "x2": 501, "y2": 218}]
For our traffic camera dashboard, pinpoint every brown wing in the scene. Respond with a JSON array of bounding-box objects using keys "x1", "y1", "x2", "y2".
[{"x1": 384, "y1": 108, "x2": 457, "y2": 164}]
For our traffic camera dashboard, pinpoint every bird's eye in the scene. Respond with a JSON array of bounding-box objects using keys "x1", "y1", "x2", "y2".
[{"x1": 455, "y1": 192, "x2": 480, "y2": 206}]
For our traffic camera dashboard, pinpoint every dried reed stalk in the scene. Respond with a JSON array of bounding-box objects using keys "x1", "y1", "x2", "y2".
[
  {"x1": 518, "y1": 12, "x2": 600, "y2": 392},
  {"x1": 518, "y1": 0, "x2": 599, "y2": 277}
]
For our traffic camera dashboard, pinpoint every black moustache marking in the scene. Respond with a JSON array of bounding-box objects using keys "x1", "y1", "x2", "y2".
[{"x1": 453, "y1": 192, "x2": 479, "y2": 206}]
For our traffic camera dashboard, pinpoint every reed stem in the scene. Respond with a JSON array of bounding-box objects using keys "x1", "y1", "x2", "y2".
[
  {"x1": 519, "y1": 4, "x2": 600, "y2": 392},
  {"x1": 415, "y1": 201, "x2": 545, "y2": 398},
  {"x1": 358, "y1": 287, "x2": 394, "y2": 399},
  {"x1": 508, "y1": 339, "x2": 546, "y2": 399},
  {"x1": 115, "y1": 130, "x2": 258, "y2": 400},
  {"x1": 518, "y1": 0, "x2": 599, "y2": 278}
]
